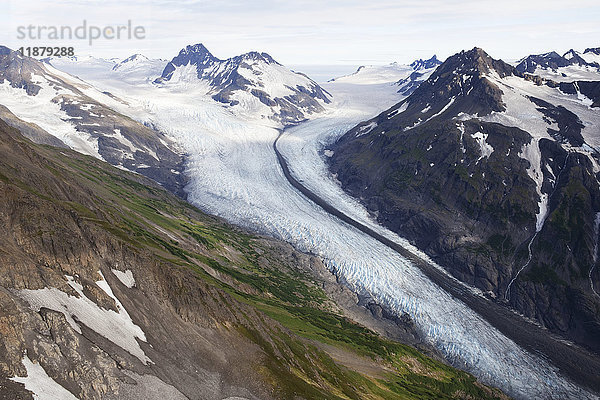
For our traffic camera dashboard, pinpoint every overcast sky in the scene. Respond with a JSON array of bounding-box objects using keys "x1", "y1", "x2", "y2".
[{"x1": 2, "y1": 0, "x2": 599, "y2": 66}]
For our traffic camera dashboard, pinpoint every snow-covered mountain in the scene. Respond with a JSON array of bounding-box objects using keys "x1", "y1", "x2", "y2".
[
  {"x1": 0, "y1": 46, "x2": 185, "y2": 195},
  {"x1": 331, "y1": 55, "x2": 441, "y2": 96},
  {"x1": 397, "y1": 56, "x2": 443, "y2": 96},
  {"x1": 110, "y1": 54, "x2": 167, "y2": 80},
  {"x1": 516, "y1": 47, "x2": 600, "y2": 82},
  {"x1": 47, "y1": 53, "x2": 167, "y2": 85},
  {"x1": 581, "y1": 47, "x2": 600, "y2": 65},
  {"x1": 113, "y1": 53, "x2": 149, "y2": 71},
  {"x1": 331, "y1": 62, "x2": 415, "y2": 84},
  {"x1": 154, "y1": 43, "x2": 331, "y2": 125},
  {"x1": 329, "y1": 47, "x2": 600, "y2": 359}
]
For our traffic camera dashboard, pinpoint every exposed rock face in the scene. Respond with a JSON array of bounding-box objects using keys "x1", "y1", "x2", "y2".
[
  {"x1": 410, "y1": 55, "x2": 442, "y2": 71},
  {"x1": 0, "y1": 46, "x2": 43, "y2": 95},
  {"x1": 330, "y1": 47, "x2": 600, "y2": 353},
  {"x1": 155, "y1": 43, "x2": 331, "y2": 125},
  {"x1": 557, "y1": 80, "x2": 600, "y2": 107}
]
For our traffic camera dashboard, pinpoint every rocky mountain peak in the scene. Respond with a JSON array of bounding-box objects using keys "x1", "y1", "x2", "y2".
[
  {"x1": 0, "y1": 46, "x2": 46, "y2": 96},
  {"x1": 515, "y1": 51, "x2": 570, "y2": 73},
  {"x1": 584, "y1": 47, "x2": 600, "y2": 55},
  {"x1": 181, "y1": 43, "x2": 216, "y2": 63},
  {"x1": 0, "y1": 46, "x2": 14, "y2": 56},
  {"x1": 449, "y1": 47, "x2": 515, "y2": 77},
  {"x1": 353, "y1": 47, "x2": 511, "y2": 137},
  {"x1": 181, "y1": 43, "x2": 213, "y2": 58},
  {"x1": 515, "y1": 47, "x2": 600, "y2": 73},
  {"x1": 541, "y1": 51, "x2": 563, "y2": 59},
  {"x1": 563, "y1": 49, "x2": 578, "y2": 59},
  {"x1": 562, "y1": 49, "x2": 587, "y2": 65},
  {"x1": 410, "y1": 55, "x2": 442, "y2": 71},
  {"x1": 112, "y1": 54, "x2": 150, "y2": 71},
  {"x1": 237, "y1": 51, "x2": 278, "y2": 65},
  {"x1": 155, "y1": 43, "x2": 217, "y2": 82},
  {"x1": 155, "y1": 43, "x2": 330, "y2": 125}
]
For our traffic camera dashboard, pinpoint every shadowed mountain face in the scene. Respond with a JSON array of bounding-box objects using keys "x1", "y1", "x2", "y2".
[
  {"x1": 155, "y1": 43, "x2": 331, "y2": 125},
  {"x1": 329, "y1": 47, "x2": 600, "y2": 353},
  {"x1": 0, "y1": 118, "x2": 507, "y2": 400}
]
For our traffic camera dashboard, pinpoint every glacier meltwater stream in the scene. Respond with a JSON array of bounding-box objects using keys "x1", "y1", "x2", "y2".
[{"x1": 88, "y1": 77, "x2": 596, "y2": 399}]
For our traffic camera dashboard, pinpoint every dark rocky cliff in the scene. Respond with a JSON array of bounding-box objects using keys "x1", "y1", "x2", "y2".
[{"x1": 329, "y1": 47, "x2": 600, "y2": 353}]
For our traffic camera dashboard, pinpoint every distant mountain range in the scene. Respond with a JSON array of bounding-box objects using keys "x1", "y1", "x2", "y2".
[
  {"x1": 330, "y1": 55, "x2": 441, "y2": 92},
  {"x1": 516, "y1": 47, "x2": 600, "y2": 73},
  {"x1": 515, "y1": 47, "x2": 600, "y2": 82}
]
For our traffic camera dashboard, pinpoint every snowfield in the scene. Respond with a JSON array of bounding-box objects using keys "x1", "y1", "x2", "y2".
[
  {"x1": 0, "y1": 75, "x2": 102, "y2": 159},
  {"x1": 15, "y1": 60, "x2": 599, "y2": 399},
  {"x1": 10, "y1": 355, "x2": 78, "y2": 400},
  {"x1": 17, "y1": 272, "x2": 151, "y2": 365},
  {"x1": 531, "y1": 64, "x2": 600, "y2": 83},
  {"x1": 332, "y1": 62, "x2": 414, "y2": 84}
]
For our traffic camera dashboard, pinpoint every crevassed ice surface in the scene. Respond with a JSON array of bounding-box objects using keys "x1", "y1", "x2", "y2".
[{"x1": 46, "y1": 64, "x2": 595, "y2": 399}]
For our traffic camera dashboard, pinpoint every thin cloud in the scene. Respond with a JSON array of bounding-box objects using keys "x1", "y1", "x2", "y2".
[{"x1": 1, "y1": 0, "x2": 598, "y2": 65}]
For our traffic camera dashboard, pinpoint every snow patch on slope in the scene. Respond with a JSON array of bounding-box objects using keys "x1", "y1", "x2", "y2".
[
  {"x1": 355, "y1": 121, "x2": 377, "y2": 137},
  {"x1": 112, "y1": 269, "x2": 136, "y2": 288},
  {"x1": 472, "y1": 131, "x2": 494, "y2": 161},
  {"x1": 17, "y1": 273, "x2": 150, "y2": 364},
  {"x1": 10, "y1": 355, "x2": 78, "y2": 400},
  {"x1": 482, "y1": 74, "x2": 553, "y2": 231},
  {"x1": 237, "y1": 59, "x2": 306, "y2": 98}
]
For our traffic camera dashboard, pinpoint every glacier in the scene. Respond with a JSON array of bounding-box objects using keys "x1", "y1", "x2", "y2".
[{"x1": 24, "y1": 61, "x2": 599, "y2": 399}]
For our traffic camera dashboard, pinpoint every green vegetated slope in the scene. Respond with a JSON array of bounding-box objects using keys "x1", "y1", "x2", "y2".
[{"x1": 0, "y1": 117, "x2": 507, "y2": 400}]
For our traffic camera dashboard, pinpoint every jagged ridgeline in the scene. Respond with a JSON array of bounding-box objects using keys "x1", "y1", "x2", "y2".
[
  {"x1": 154, "y1": 43, "x2": 331, "y2": 125},
  {"x1": 0, "y1": 118, "x2": 507, "y2": 399}
]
